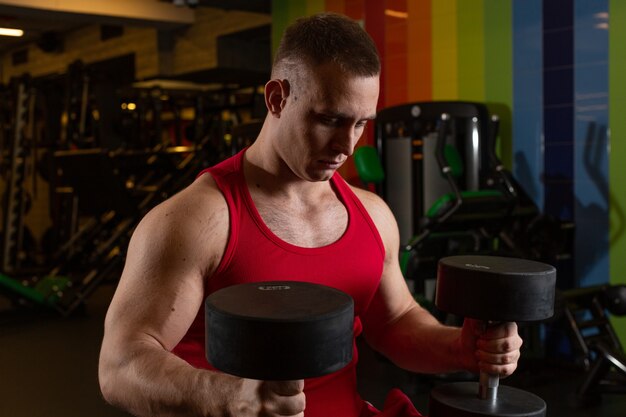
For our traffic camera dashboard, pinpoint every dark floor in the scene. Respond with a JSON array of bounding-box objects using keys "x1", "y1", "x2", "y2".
[
  {"x1": 1, "y1": 284, "x2": 625, "y2": 417},
  {"x1": 0, "y1": 284, "x2": 129, "y2": 417}
]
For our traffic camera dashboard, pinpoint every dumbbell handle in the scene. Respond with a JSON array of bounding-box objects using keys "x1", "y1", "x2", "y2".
[
  {"x1": 479, "y1": 371, "x2": 499, "y2": 401},
  {"x1": 477, "y1": 320, "x2": 503, "y2": 401}
]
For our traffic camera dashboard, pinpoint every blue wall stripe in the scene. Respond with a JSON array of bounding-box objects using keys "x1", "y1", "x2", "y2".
[
  {"x1": 543, "y1": 0, "x2": 574, "y2": 222},
  {"x1": 574, "y1": 0, "x2": 610, "y2": 286},
  {"x1": 543, "y1": 0, "x2": 575, "y2": 289},
  {"x1": 512, "y1": 0, "x2": 544, "y2": 210}
]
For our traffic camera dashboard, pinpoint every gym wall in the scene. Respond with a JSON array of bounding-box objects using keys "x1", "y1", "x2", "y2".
[
  {"x1": 0, "y1": 5, "x2": 271, "y2": 274},
  {"x1": 0, "y1": 7, "x2": 271, "y2": 82},
  {"x1": 1, "y1": 25, "x2": 159, "y2": 82},
  {"x1": 270, "y1": 0, "x2": 625, "y2": 341}
]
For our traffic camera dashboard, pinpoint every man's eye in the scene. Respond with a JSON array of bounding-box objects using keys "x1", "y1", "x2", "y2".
[
  {"x1": 320, "y1": 116, "x2": 340, "y2": 126},
  {"x1": 356, "y1": 120, "x2": 368, "y2": 128}
]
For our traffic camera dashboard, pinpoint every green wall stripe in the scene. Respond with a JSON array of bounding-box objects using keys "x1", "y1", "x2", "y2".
[
  {"x1": 609, "y1": 0, "x2": 626, "y2": 341},
  {"x1": 484, "y1": 0, "x2": 513, "y2": 168},
  {"x1": 287, "y1": 0, "x2": 307, "y2": 21},
  {"x1": 306, "y1": 0, "x2": 325, "y2": 15},
  {"x1": 271, "y1": 0, "x2": 289, "y2": 56},
  {"x1": 457, "y1": 0, "x2": 485, "y2": 101},
  {"x1": 271, "y1": 0, "x2": 308, "y2": 57}
]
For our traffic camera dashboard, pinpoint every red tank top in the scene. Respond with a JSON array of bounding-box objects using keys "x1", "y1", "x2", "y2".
[{"x1": 172, "y1": 149, "x2": 385, "y2": 416}]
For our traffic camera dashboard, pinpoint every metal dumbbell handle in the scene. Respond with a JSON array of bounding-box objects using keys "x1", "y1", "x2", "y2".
[
  {"x1": 478, "y1": 320, "x2": 503, "y2": 401},
  {"x1": 479, "y1": 371, "x2": 499, "y2": 401}
]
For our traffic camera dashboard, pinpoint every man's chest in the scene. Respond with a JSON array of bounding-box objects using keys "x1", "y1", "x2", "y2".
[{"x1": 255, "y1": 197, "x2": 348, "y2": 248}]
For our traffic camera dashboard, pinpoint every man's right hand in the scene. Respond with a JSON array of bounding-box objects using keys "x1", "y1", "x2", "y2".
[{"x1": 232, "y1": 379, "x2": 306, "y2": 417}]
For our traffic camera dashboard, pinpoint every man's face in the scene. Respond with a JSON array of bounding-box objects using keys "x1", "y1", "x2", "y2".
[{"x1": 276, "y1": 62, "x2": 379, "y2": 182}]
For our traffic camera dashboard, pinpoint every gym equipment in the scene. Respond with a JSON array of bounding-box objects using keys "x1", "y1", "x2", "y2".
[
  {"x1": 0, "y1": 59, "x2": 269, "y2": 317},
  {"x1": 558, "y1": 284, "x2": 626, "y2": 406},
  {"x1": 2, "y1": 76, "x2": 36, "y2": 274},
  {"x1": 375, "y1": 102, "x2": 494, "y2": 246},
  {"x1": 354, "y1": 145, "x2": 384, "y2": 194},
  {"x1": 406, "y1": 114, "x2": 514, "y2": 247},
  {"x1": 62, "y1": 60, "x2": 100, "y2": 149},
  {"x1": 49, "y1": 141, "x2": 209, "y2": 316},
  {"x1": 370, "y1": 102, "x2": 518, "y2": 291},
  {"x1": 429, "y1": 255, "x2": 556, "y2": 417},
  {"x1": 386, "y1": 111, "x2": 515, "y2": 299},
  {"x1": 0, "y1": 137, "x2": 212, "y2": 316},
  {"x1": 0, "y1": 273, "x2": 70, "y2": 308},
  {"x1": 229, "y1": 119, "x2": 262, "y2": 155},
  {"x1": 364, "y1": 102, "x2": 574, "y2": 305},
  {"x1": 205, "y1": 281, "x2": 354, "y2": 380}
]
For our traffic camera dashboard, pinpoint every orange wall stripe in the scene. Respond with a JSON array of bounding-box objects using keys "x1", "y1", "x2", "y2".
[
  {"x1": 325, "y1": 0, "x2": 344, "y2": 14},
  {"x1": 407, "y1": 0, "x2": 432, "y2": 101}
]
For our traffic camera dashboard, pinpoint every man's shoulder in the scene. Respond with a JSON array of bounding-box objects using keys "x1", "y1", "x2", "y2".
[
  {"x1": 346, "y1": 182, "x2": 386, "y2": 211},
  {"x1": 346, "y1": 183, "x2": 397, "y2": 237},
  {"x1": 141, "y1": 174, "x2": 228, "y2": 234}
]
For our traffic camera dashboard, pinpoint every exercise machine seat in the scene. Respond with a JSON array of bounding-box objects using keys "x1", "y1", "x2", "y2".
[{"x1": 354, "y1": 145, "x2": 385, "y2": 185}]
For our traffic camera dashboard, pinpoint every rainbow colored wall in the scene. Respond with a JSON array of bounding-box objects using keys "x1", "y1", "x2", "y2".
[{"x1": 271, "y1": 0, "x2": 626, "y2": 341}]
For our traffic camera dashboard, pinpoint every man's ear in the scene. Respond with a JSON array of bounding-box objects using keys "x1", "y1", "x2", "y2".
[{"x1": 264, "y1": 79, "x2": 290, "y2": 117}]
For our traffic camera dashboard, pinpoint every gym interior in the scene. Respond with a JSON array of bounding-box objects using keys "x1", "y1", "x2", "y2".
[{"x1": 1, "y1": 1, "x2": 625, "y2": 416}]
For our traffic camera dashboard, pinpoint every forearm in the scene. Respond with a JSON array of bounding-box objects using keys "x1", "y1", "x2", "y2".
[
  {"x1": 365, "y1": 305, "x2": 470, "y2": 374},
  {"x1": 99, "y1": 341, "x2": 239, "y2": 417}
]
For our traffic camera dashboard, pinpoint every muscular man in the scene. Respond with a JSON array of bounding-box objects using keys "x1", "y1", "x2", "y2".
[{"x1": 99, "y1": 12, "x2": 522, "y2": 417}]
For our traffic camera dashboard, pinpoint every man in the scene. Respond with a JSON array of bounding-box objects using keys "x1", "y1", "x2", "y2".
[{"x1": 99, "y1": 12, "x2": 522, "y2": 417}]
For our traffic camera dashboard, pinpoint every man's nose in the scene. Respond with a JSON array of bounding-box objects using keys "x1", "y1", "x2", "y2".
[{"x1": 331, "y1": 126, "x2": 360, "y2": 156}]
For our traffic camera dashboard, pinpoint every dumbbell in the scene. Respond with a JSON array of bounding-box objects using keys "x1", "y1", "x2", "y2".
[
  {"x1": 204, "y1": 281, "x2": 354, "y2": 380},
  {"x1": 429, "y1": 255, "x2": 556, "y2": 417}
]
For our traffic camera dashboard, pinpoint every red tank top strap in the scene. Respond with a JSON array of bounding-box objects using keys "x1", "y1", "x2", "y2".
[
  {"x1": 330, "y1": 173, "x2": 385, "y2": 259},
  {"x1": 201, "y1": 150, "x2": 247, "y2": 277}
]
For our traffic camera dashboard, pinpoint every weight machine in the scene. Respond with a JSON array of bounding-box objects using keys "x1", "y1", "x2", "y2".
[
  {"x1": 1, "y1": 76, "x2": 37, "y2": 275},
  {"x1": 0, "y1": 139, "x2": 212, "y2": 316},
  {"x1": 358, "y1": 101, "x2": 574, "y2": 300},
  {"x1": 558, "y1": 284, "x2": 626, "y2": 407},
  {"x1": 0, "y1": 77, "x2": 264, "y2": 317}
]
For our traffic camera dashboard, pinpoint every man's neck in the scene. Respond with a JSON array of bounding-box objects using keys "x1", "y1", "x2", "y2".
[{"x1": 243, "y1": 142, "x2": 330, "y2": 200}]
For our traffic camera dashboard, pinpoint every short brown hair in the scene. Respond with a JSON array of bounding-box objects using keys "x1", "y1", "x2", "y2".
[{"x1": 272, "y1": 12, "x2": 380, "y2": 79}]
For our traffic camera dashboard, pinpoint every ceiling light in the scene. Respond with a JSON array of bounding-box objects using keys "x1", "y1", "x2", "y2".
[
  {"x1": 0, "y1": 28, "x2": 24, "y2": 37},
  {"x1": 385, "y1": 10, "x2": 408, "y2": 19}
]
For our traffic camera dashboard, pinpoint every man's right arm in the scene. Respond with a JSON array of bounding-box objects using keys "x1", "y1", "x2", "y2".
[{"x1": 98, "y1": 175, "x2": 305, "y2": 417}]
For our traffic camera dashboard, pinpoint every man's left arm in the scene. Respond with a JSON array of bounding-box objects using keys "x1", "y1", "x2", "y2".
[{"x1": 354, "y1": 188, "x2": 522, "y2": 377}]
